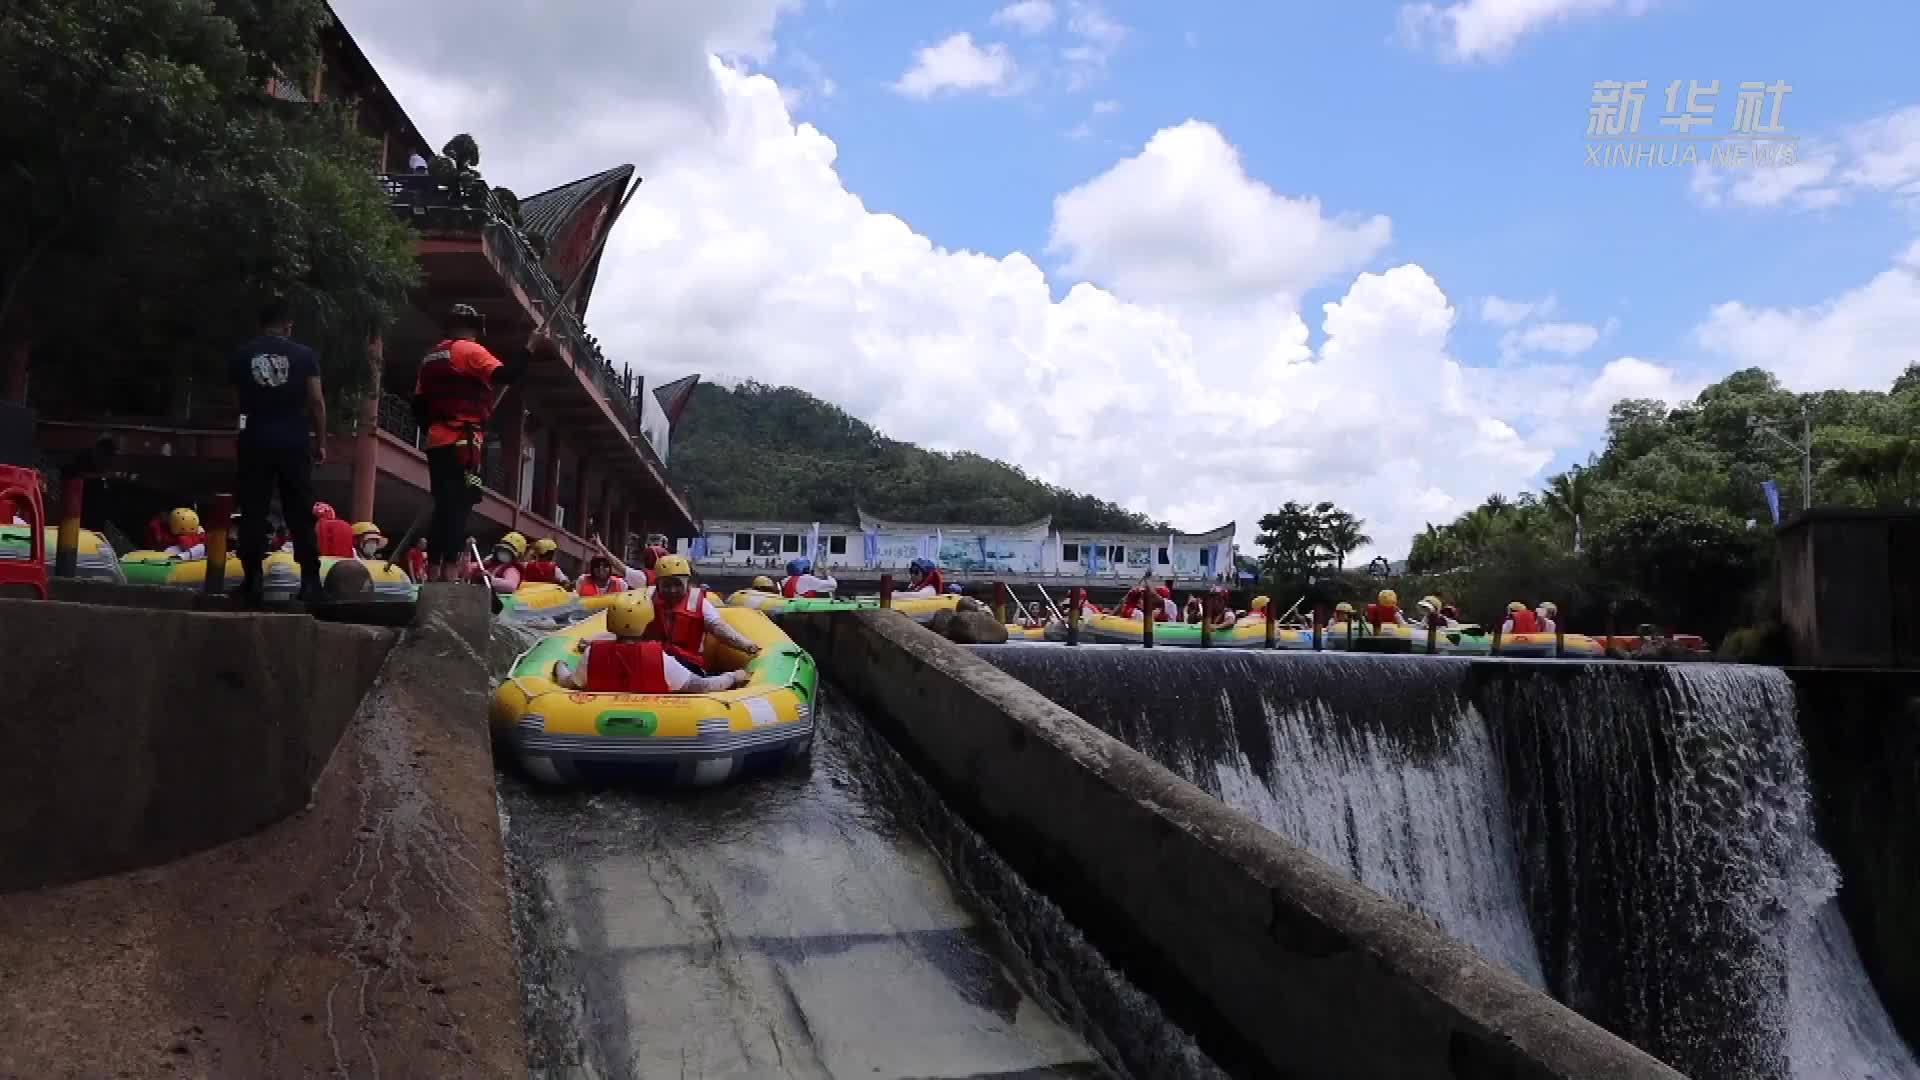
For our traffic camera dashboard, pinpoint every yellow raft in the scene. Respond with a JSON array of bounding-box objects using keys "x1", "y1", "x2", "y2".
[
  {"x1": 0, "y1": 526, "x2": 123, "y2": 583},
  {"x1": 490, "y1": 604, "x2": 817, "y2": 787},
  {"x1": 118, "y1": 549, "x2": 412, "y2": 598}
]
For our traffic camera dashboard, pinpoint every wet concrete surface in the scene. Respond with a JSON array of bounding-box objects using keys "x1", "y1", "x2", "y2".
[{"x1": 501, "y1": 682, "x2": 1112, "y2": 1080}]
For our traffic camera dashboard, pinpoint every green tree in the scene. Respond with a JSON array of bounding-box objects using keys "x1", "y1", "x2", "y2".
[
  {"x1": 2, "y1": 0, "x2": 417, "y2": 414},
  {"x1": 1586, "y1": 494, "x2": 1762, "y2": 640},
  {"x1": 1318, "y1": 507, "x2": 1371, "y2": 570},
  {"x1": 1543, "y1": 466, "x2": 1592, "y2": 552},
  {"x1": 1256, "y1": 501, "x2": 1330, "y2": 587}
]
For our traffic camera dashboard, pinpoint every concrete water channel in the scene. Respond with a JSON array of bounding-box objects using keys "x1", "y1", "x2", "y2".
[{"x1": 502, "y1": 682, "x2": 1206, "y2": 1080}]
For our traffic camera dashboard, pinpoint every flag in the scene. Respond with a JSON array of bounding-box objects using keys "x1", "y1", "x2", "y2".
[
  {"x1": 862, "y1": 529, "x2": 878, "y2": 567},
  {"x1": 807, "y1": 522, "x2": 819, "y2": 560},
  {"x1": 1761, "y1": 480, "x2": 1781, "y2": 525}
]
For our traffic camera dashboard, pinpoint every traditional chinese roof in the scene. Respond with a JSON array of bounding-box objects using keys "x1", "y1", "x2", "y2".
[
  {"x1": 652, "y1": 375, "x2": 701, "y2": 431},
  {"x1": 1055, "y1": 522, "x2": 1237, "y2": 544},
  {"x1": 518, "y1": 165, "x2": 638, "y2": 319}
]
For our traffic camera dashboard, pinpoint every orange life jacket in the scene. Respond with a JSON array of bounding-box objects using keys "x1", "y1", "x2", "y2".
[
  {"x1": 576, "y1": 576, "x2": 625, "y2": 597},
  {"x1": 1366, "y1": 602, "x2": 1399, "y2": 631},
  {"x1": 644, "y1": 587, "x2": 708, "y2": 669},
  {"x1": 415, "y1": 340, "x2": 496, "y2": 430},
  {"x1": 583, "y1": 639, "x2": 670, "y2": 694}
]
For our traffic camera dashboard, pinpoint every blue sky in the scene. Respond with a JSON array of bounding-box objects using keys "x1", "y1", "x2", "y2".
[
  {"x1": 776, "y1": 0, "x2": 1916, "y2": 401},
  {"x1": 347, "y1": 0, "x2": 1920, "y2": 553}
]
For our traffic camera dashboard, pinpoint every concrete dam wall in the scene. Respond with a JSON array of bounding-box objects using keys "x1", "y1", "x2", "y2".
[
  {"x1": 784, "y1": 610, "x2": 1680, "y2": 1080},
  {"x1": 977, "y1": 646, "x2": 1919, "y2": 1080}
]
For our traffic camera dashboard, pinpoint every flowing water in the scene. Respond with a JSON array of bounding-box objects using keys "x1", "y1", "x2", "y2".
[{"x1": 976, "y1": 647, "x2": 1919, "y2": 1080}]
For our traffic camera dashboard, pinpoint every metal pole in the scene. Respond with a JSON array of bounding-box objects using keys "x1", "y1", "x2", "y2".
[{"x1": 1802, "y1": 404, "x2": 1812, "y2": 510}]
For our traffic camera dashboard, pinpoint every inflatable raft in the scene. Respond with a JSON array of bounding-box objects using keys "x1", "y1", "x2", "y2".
[
  {"x1": 0, "y1": 526, "x2": 124, "y2": 583},
  {"x1": 119, "y1": 549, "x2": 413, "y2": 599},
  {"x1": 496, "y1": 582, "x2": 586, "y2": 622},
  {"x1": 490, "y1": 604, "x2": 817, "y2": 787},
  {"x1": 1073, "y1": 611, "x2": 1317, "y2": 649},
  {"x1": 1312, "y1": 621, "x2": 1494, "y2": 655},
  {"x1": 723, "y1": 590, "x2": 963, "y2": 622}
]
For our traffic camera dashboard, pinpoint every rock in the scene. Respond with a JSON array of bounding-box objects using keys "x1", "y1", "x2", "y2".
[
  {"x1": 944, "y1": 610, "x2": 1009, "y2": 645},
  {"x1": 925, "y1": 611, "x2": 956, "y2": 638}
]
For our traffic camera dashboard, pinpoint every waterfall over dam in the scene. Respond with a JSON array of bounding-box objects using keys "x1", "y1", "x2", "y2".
[{"x1": 974, "y1": 647, "x2": 1919, "y2": 1080}]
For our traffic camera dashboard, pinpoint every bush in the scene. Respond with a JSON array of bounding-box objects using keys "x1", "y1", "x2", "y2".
[{"x1": 1718, "y1": 623, "x2": 1791, "y2": 665}]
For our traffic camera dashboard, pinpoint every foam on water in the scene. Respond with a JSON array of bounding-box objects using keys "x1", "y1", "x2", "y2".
[{"x1": 975, "y1": 647, "x2": 1918, "y2": 1080}]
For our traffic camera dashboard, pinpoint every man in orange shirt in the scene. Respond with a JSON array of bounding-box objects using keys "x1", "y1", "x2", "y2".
[{"x1": 411, "y1": 304, "x2": 542, "y2": 581}]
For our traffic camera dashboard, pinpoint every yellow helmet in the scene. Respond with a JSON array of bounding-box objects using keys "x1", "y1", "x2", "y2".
[
  {"x1": 750, "y1": 575, "x2": 776, "y2": 590},
  {"x1": 1249, "y1": 596, "x2": 1270, "y2": 611},
  {"x1": 1334, "y1": 601, "x2": 1354, "y2": 614},
  {"x1": 532, "y1": 538, "x2": 558, "y2": 557},
  {"x1": 169, "y1": 507, "x2": 200, "y2": 534},
  {"x1": 606, "y1": 593, "x2": 656, "y2": 638},
  {"x1": 1539, "y1": 601, "x2": 1559, "y2": 616},
  {"x1": 1508, "y1": 601, "x2": 1527, "y2": 613},
  {"x1": 1378, "y1": 589, "x2": 1398, "y2": 606},
  {"x1": 351, "y1": 521, "x2": 383, "y2": 538},
  {"x1": 1420, "y1": 595, "x2": 1442, "y2": 611},
  {"x1": 498, "y1": 531, "x2": 528, "y2": 558},
  {"x1": 654, "y1": 553, "x2": 692, "y2": 579}
]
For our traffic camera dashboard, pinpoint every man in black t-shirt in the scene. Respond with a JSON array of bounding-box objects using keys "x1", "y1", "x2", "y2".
[{"x1": 230, "y1": 299, "x2": 326, "y2": 603}]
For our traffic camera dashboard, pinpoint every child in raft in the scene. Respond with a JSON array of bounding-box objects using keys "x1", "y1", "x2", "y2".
[{"x1": 554, "y1": 593, "x2": 749, "y2": 694}]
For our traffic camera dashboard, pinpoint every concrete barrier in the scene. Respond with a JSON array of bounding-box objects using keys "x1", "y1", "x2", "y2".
[
  {"x1": 782, "y1": 609, "x2": 1680, "y2": 1079},
  {"x1": 1792, "y1": 666, "x2": 1920, "y2": 1050},
  {"x1": 0, "y1": 599, "x2": 394, "y2": 894}
]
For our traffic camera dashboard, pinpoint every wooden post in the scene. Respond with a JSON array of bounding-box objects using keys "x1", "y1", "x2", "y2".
[
  {"x1": 1492, "y1": 624, "x2": 1504, "y2": 657},
  {"x1": 1312, "y1": 609, "x2": 1322, "y2": 652},
  {"x1": 1555, "y1": 626, "x2": 1566, "y2": 659},
  {"x1": 879, "y1": 574, "x2": 893, "y2": 609},
  {"x1": 1200, "y1": 594, "x2": 1214, "y2": 649},
  {"x1": 993, "y1": 580, "x2": 1008, "y2": 625},
  {"x1": 1265, "y1": 604, "x2": 1276, "y2": 650},
  {"x1": 1067, "y1": 587, "x2": 1082, "y2": 646},
  {"x1": 1142, "y1": 602, "x2": 1154, "y2": 648},
  {"x1": 201, "y1": 493, "x2": 234, "y2": 596},
  {"x1": 53, "y1": 474, "x2": 82, "y2": 578},
  {"x1": 1426, "y1": 617, "x2": 1438, "y2": 655}
]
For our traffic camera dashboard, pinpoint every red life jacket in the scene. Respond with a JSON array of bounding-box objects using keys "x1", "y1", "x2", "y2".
[
  {"x1": 1366, "y1": 603, "x2": 1399, "y2": 631},
  {"x1": 146, "y1": 516, "x2": 174, "y2": 550},
  {"x1": 416, "y1": 339, "x2": 496, "y2": 429},
  {"x1": 406, "y1": 548, "x2": 427, "y2": 580},
  {"x1": 577, "y1": 576, "x2": 625, "y2": 597},
  {"x1": 172, "y1": 529, "x2": 207, "y2": 552},
  {"x1": 583, "y1": 639, "x2": 670, "y2": 694},
  {"x1": 911, "y1": 569, "x2": 944, "y2": 594},
  {"x1": 644, "y1": 587, "x2": 708, "y2": 669},
  {"x1": 1507, "y1": 608, "x2": 1540, "y2": 634},
  {"x1": 781, "y1": 575, "x2": 800, "y2": 599},
  {"x1": 315, "y1": 518, "x2": 355, "y2": 558},
  {"x1": 522, "y1": 559, "x2": 558, "y2": 584}
]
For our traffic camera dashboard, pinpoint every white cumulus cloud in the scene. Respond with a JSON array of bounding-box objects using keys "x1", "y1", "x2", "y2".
[
  {"x1": 1691, "y1": 103, "x2": 1920, "y2": 211},
  {"x1": 1398, "y1": 0, "x2": 1655, "y2": 62},
  {"x1": 1692, "y1": 245, "x2": 1920, "y2": 392},
  {"x1": 991, "y1": 0, "x2": 1056, "y2": 34},
  {"x1": 892, "y1": 33, "x2": 1019, "y2": 99},
  {"x1": 1048, "y1": 120, "x2": 1392, "y2": 305},
  {"x1": 1500, "y1": 321, "x2": 1601, "y2": 360},
  {"x1": 1480, "y1": 294, "x2": 1556, "y2": 325}
]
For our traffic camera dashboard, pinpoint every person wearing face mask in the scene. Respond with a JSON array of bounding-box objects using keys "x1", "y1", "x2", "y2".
[{"x1": 643, "y1": 554, "x2": 760, "y2": 673}]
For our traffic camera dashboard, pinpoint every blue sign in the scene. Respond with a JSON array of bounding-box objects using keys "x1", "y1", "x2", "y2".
[{"x1": 1761, "y1": 480, "x2": 1781, "y2": 525}]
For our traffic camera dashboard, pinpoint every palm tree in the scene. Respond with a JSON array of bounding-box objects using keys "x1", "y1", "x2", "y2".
[
  {"x1": 1543, "y1": 467, "x2": 1591, "y2": 553},
  {"x1": 1319, "y1": 510, "x2": 1372, "y2": 571}
]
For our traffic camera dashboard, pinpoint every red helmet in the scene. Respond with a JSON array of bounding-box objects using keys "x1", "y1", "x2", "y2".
[
  {"x1": 312, "y1": 502, "x2": 336, "y2": 521},
  {"x1": 1155, "y1": 585, "x2": 1172, "y2": 598}
]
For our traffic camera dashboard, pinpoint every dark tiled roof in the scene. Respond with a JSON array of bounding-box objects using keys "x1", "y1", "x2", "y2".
[
  {"x1": 652, "y1": 375, "x2": 700, "y2": 429},
  {"x1": 519, "y1": 165, "x2": 636, "y2": 318}
]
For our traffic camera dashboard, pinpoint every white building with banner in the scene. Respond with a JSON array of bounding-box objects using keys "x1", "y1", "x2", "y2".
[{"x1": 680, "y1": 511, "x2": 1238, "y2": 586}]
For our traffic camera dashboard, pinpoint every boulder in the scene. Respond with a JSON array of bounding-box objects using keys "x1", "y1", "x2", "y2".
[{"x1": 944, "y1": 610, "x2": 1009, "y2": 645}]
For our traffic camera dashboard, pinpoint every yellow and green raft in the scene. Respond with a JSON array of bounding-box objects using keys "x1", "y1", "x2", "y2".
[
  {"x1": 118, "y1": 549, "x2": 414, "y2": 600},
  {"x1": 0, "y1": 526, "x2": 124, "y2": 583},
  {"x1": 723, "y1": 589, "x2": 963, "y2": 622},
  {"x1": 491, "y1": 604, "x2": 817, "y2": 787}
]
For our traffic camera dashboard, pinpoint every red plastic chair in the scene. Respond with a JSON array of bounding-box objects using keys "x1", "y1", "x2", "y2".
[{"x1": 0, "y1": 465, "x2": 47, "y2": 600}]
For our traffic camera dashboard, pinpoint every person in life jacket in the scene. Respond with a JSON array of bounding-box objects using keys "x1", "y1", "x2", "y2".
[
  {"x1": 162, "y1": 508, "x2": 207, "y2": 560},
  {"x1": 554, "y1": 592, "x2": 751, "y2": 694},
  {"x1": 1327, "y1": 601, "x2": 1355, "y2": 626},
  {"x1": 1241, "y1": 595, "x2": 1271, "y2": 623},
  {"x1": 1417, "y1": 595, "x2": 1460, "y2": 628},
  {"x1": 312, "y1": 502, "x2": 355, "y2": 558},
  {"x1": 521, "y1": 537, "x2": 571, "y2": 586},
  {"x1": 591, "y1": 540, "x2": 665, "y2": 591},
  {"x1": 411, "y1": 304, "x2": 538, "y2": 582},
  {"x1": 1117, "y1": 583, "x2": 1176, "y2": 622},
  {"x1": 1534, "y1": 601, "x2": 1559, "y2": 634},
  {"x1": 1502, "y1": 601, "x2": 1540, "y2": 636},
  {"x1": 748, "y1": 575, "x2": 779, "y2": 594},
  {"x1": 780, "y1": 557, "x2": 838, "y2": 598},
  {"x1": 1206, "y1": 588, "x2": 1238, "y2": 629},
  {"x1": 644, "y1": 554, "x2": 760, "y2": 673},
  {"x1": 1182, "y1": 595, "x2": 1206, "y2": 624},
  {"x1": 485, "y1": 531, "x2": 528, "y2": 594},
  {"x1": 888, "y1": 557, "x2": 943, "y2": 599},
  {"x1": 401, "y1": 538, "x2": 427, "y2": 583},
  {"x1": 351, "y1": 521, "x2": 386, "y2": 562},
  {"x1": 574, "y1": 553, "x2": 626, "y2": 597},
  {"x1": 1365, "y1": 588, "x2": 1407, "y2": 632}
]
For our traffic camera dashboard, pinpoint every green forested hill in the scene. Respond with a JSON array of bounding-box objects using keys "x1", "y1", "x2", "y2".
[{"x1": 666, "y1": 381, "x2": 1164, "y2": 530}]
